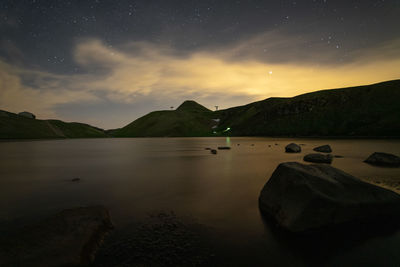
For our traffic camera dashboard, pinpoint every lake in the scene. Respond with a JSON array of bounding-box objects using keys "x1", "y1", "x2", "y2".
[{"x1": 1, "y1": 137, "x2": 400, "y2": 266}]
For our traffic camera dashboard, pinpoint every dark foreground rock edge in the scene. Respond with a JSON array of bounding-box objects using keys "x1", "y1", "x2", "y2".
[
  {"x1": 258, "y1": 162, "x2": 400, "y2": 233},
  {"x1": 0, "y1": 206, "x2": 113, "y2": 267}
]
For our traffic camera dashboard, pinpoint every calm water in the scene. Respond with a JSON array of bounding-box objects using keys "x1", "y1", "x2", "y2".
[{"x1": 1, "y1": 137, "x2": 400, "y2": 266}]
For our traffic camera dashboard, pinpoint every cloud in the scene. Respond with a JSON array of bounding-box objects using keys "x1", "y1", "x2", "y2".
[
  {"x1": 72, "y1": 36, "x2": 400, "y2": 101},
  {"x1": 1, "y1": 32, "x2": 400, "y2": 129},
  {"x1": 0, "y1": 60, "x2": 100, "y2": 119}
]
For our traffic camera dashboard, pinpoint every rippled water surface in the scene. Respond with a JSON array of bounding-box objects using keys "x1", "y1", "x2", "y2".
[{"x1": 1, "y1": 137, "x2": 400, "y2": 266}]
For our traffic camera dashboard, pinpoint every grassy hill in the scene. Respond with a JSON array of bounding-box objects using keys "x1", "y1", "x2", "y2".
[
  {"x1": 0, "y1": 110, "x2": 108, "y2": 139},
  {"x1": 114, "y1": 80, "x2": 400, "y2": 138},
  {"x1": 215, "y1": 79, "x2": 400, "y2": 137},
  {"x1": 3, "y1": 80, "x2": 399, "y2": 139},
  {"x1": 112, "y1": 100, "x2": 216, "y2": 137}
]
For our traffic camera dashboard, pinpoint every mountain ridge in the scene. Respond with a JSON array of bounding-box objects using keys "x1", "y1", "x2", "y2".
[
  {"x1": 0, "y1": 110, "x2": 108, "y2": 139},
  {"x1": 1, "y1": 79, "x2": 400, "y2": 139},
  {"x1": 113, "y1": 79, "x2": 400, "y2": 137}
]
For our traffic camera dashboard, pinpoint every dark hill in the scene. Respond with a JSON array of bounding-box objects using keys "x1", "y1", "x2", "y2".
[
  {"x1": 176, "y1": 100, "x2": 211, "y2": 113},
  {"x1": 215, "y1": 79, "x2": 400, "y2": 137},
  {"x1": 114, "y1": 79, "x2": 400, "y2": 137},
  {"x1": 112, "y1": 101, "x2": 214, "y2": 137},
  {"x1": 0, "y1": 110, "x2": 107, "y2": 139}
]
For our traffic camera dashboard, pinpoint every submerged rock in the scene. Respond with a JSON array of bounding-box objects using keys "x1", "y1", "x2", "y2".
[
  {"x1": 71, "y1": 177, "x2": 81, "y2": 182},
  {"x1": 258, "y1": 162, "x2": 400, "y2": 232},
  {"x1": 364, "y1": 152, "x2": 400, "y2": 167},
  {"x1": 285, "y1": 143, "x2": 301, "y2": 153},
  {"x1": 211, "y1": 149, "x2": 217, "y2": 154},
  {"x1": 1, "y1": 206, "x2": 113, "y2": 266},
  {"x1": 313, "y1": 145, "x2": 332, "y2": 153},
  {"x1": 303, "y1": 153, "x2": 333, "y2": 164},
  {"x1": 217, "y1": 146, "x2": 231, "y2": 150}
]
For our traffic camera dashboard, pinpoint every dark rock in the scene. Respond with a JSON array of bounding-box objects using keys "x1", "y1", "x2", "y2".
[
  {"x1": 313, "y1": 145, "x2": 332, "y2": 153},
  {"x1": 334, "y1": 155, "x2": 344, "y2": 158},
  {"x1": 71, "y1": 178, "x2": 81, "y2": 182},
  {"x1": 251, "y1": 144, "x2": 255, "y2": 146},
  {"x1": 18, "y1": 111, "x2": 36, "y2": 119},
  {"x1": 205, "y1": 148, "x2": 211, "y2": 150},
  {"x1": 217, "y1": 146, "x2": 231, "y2": 150},
  {"x1": 94, "y1": 212, "x2": 213, "y2": 267},
  {"x1": 211, "y1": 149, "x2": 217, "y2": 154},
  {"x1": 1, "y1": 206, "x2": 113, "y2": 266},
  {"x1": 364, "y1": 152, "x2": 400, "y2": 167},
  {"x1": 259, "y1": 162, "x2": 400, "y2": 232},
  {"x1": 303, "y1": 153, "x2": 333, "y2": 164},
  {"x1": 285, "y1": 143, "x2": 301, "y2": 153}
]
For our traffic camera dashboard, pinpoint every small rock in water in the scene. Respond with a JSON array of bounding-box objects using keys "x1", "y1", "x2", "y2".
[
  {"x1": 334, "y1": 155, "x2": 344, "y2": 158},
  {"x1": 71, "y1": 178, "x2": 81, "y2": 182},
  {"x1": 205, "y1": 148, "x2": 211, "y2": 150},
  {"x1": 364, "y1": 152, "x2": 400, "y2": 167},
  {"x1": 313, "y1": 145, "x2": 332, "y2": 153},
  {"x1": 211, "y1": 149, "x2": 217, "y2": 154},
  {"x1": 285, "y1": 143, "x2": 301, "y2": 153},
  {"x1": 303, "y1": 153, "x2": 333, "y2": 164},
  {"x1": 217, "y1": 146, "x2": 231, "y2": 150},
  {"x1": 251, "y1": 144, "x2": 255, "y2": 146}
]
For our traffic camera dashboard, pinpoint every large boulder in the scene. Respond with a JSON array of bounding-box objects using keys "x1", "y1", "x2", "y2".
[
  {"x1": 303, "y1": 153, "x2": 333, "y2": 164},
  {"x1": 313, "y1": 145, "x2": 332, "y2": 153},
  {"x1": 364, "y1": 152, "x2": 400, "y2": 167},
  {"x1": 258, "y1": 162, "x2": 400, "y2": 232},
  {"x1": 285, "y1": 143, "x2": 301, "y2": 153},
  {"x1": 1, "y1": 206, "x2": 113, "y2": 266}
]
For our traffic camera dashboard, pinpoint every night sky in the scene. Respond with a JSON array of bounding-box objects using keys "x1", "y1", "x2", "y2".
[{"x1": 1, "y1": 0, "x2": 399, "y2": 128}]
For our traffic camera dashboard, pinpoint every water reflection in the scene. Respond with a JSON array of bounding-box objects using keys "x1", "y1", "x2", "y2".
[{"x1": 0, "y1": 137, "x2": 400, "y2": 265}]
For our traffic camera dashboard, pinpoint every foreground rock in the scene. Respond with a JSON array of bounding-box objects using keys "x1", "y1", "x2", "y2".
[
  {"x1": 364, "y1": 152, "x2": 400, "y2": 167},
  {"x1": 285, "y1": 143, "x2": 301, "y2": 153},
  {"x1": 259, "y1": 162, "x2": 400, "y2": 232},
  {"x1": 303, "y1": 153, "x2": 333, "y2": 164},
  {"x1": 94, "y1": 212, "x2": 214, "y2": 266},
  {"x1": 313, "y1": 144, "x2": 332, "y2": 153},
  {"x1": 1, "y1": 206, "x2": 113, "y2": 266}
]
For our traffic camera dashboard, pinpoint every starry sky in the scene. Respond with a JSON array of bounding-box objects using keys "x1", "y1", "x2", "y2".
[{"x1": 1, "y1": 0, "x2": 399, "y2": 129}]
